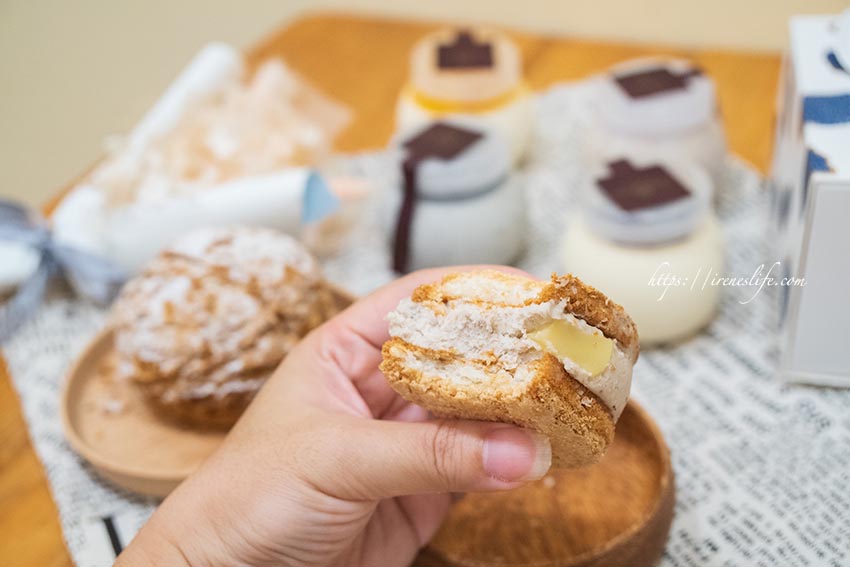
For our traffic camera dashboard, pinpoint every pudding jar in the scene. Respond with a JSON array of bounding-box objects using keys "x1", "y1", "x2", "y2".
[
  {"x1": 396, "y1": 28, "x2": 533, "y2": 165},
  {"x1": 583, "y1": 58, "x2": 727, "y2": 189},
  {"x1": 561, "y1": 157, "x2": 723, "y2": 345},
  {"x1": 384, "y1": 121, "x2": 525, "y2": 273}
]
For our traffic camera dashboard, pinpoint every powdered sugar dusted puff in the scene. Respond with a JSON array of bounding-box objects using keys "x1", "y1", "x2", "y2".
[
  {"x1": 380, "y1": 270, "x2": 638, "y2": 467},
  {"x1": 111, "y1": 227, "x2": 346, "y2": 427}
]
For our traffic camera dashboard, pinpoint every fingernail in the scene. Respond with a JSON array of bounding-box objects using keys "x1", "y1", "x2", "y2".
[{"x1": 482, "y1": 427, "x2": 552, "y2": 482}]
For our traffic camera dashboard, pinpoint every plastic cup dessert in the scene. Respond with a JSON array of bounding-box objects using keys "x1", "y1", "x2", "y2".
[
  {"x1": 561, "y1": 157, "x2": 723, "y2": 345},
  {"x1": 396, "y1": 28, "x2": 533, "y2": 165}
]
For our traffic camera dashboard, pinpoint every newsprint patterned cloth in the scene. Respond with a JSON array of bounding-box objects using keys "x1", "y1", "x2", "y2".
[{"x1": 4, "y1": 83, "x2": 849, "y2": 567}]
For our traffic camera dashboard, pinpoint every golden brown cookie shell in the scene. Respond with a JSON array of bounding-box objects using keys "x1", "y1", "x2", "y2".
[{"x1": 380, "y1": 339, "x2": 615, "y2": 468}]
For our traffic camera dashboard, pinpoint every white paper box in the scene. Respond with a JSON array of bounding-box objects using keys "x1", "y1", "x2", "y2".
[
  {"x1": 781, "y1": 177, "x2": 850, "y2": 385},
  {"x1": 771, "y1": 11, "x2": 850, "y2": 384}
]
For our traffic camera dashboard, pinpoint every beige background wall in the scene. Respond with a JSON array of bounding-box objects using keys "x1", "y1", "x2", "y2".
[{"x1": 2, "y1": 0, "x2": 848, "y2": 207}]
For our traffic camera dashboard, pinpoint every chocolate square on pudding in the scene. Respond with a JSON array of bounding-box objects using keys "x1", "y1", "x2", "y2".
[
  {"x1": 615, "y1": 67, "x2": 702, "y2": 99},
  {"x1": 437, "y1": 30, "x2": 493, "y2": 69},
  {"x1": 598, "y1": 160, "x2": 691, "y2": 212},
  {"x1": 404, "y1": 122, "x2": 483, "y2": 162}
]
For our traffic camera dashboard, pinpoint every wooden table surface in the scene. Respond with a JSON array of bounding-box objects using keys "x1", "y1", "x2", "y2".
[{"x1": 0, "y1": 12, "x2": 781, "y2": 566}]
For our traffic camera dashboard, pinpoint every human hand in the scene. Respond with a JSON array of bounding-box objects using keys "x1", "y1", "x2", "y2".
[{"x1": 117, "y1": 267, "x2": 552, "y2": 567}]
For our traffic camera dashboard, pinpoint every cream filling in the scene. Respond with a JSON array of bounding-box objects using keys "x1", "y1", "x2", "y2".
[
  {"x1": 387, "y1": 299, "x2": 631, "y2": 419},
  {"x1": 528, "y1": 320, "x2": 613, "y2": 377}
]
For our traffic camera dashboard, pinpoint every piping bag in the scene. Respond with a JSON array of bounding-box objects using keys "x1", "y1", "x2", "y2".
[
  {"x1": 53, "y1": 169, "x2": 342, "y2": 274},
  {"x1": 51, "y1": 42, "x2": 355, "y2": 273}
]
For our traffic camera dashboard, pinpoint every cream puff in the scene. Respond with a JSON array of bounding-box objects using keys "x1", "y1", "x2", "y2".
[{"x1": 110, "y1": 226, "x2": 348, "y2": 427}]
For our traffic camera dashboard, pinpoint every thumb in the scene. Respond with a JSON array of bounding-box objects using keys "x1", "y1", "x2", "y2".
[{"x1": 305, "y1": 417, "x2": 552, "y2": 500}]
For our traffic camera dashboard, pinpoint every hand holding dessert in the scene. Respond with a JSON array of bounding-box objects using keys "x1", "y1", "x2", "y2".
[{"x1": 117, "y1": 267, "x2": 556, "y2": 567}]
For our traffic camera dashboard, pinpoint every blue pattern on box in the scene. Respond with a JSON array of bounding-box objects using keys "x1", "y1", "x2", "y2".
[{"x1": 802, "y1": 94, "x2": 850, "y2": 124}]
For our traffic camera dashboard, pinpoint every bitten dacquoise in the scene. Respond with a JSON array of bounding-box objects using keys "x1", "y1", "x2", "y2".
[{"x1": 380, "y1": 270, "x2": 639, "y2": 468}]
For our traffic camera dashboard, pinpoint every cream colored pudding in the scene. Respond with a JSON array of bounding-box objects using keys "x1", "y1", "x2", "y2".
[
  {"x1": 563, "y1": 215, "x2": 723, "y2": 345},
  {"x1": 562, "y1": 157, "x2": 723, "y2": 345}
]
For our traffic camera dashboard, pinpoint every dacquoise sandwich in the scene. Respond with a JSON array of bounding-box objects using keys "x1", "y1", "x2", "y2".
[{"x1": 380, "y1": 269, "x2": 638, "y2": 467}]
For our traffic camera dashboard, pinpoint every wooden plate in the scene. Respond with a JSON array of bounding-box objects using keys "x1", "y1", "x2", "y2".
[
  {"x1": 60, "y1": 286, "x2": 355, "y2": 498},
  {"x1": 60, "y1": 328, "x2": 226, "y2": 497},
  {"x1": 415, "y1": 401, "x2": 675, "y2": 567}
]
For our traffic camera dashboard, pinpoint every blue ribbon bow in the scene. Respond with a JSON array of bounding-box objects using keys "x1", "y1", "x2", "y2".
[{"x1": 0, "y1": 199, "x2": 127, "y2": 343}]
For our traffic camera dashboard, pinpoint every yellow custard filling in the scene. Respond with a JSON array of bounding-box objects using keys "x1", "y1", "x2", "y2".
[
  {"x1": 528, "y1": 320, "x2": 614, "y2": 377},
  {"x1": 407, "y1": 83, "x2": 529, "y2": 114}
]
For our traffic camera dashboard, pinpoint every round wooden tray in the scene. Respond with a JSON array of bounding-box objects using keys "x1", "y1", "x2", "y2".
[
  {"x1": 61, "y1": 329, "x2": 226, "y2": 497},
  {"x1": 60, "y1": 286, "x2": 356, "y2": 498},
  {"x1": 415, "y1": 401, "x2": 675, "y2": 567}
]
